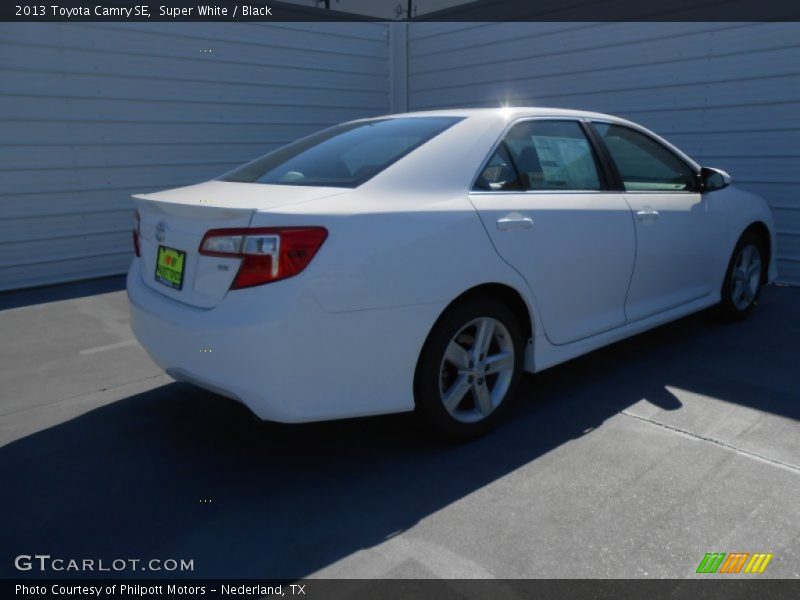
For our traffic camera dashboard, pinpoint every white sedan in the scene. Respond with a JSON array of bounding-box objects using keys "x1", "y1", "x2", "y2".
[{"x1": 128, "y1": 108, "x2": 777, "y2": 438}]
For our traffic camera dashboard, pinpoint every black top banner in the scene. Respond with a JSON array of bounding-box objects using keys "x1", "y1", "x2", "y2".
[{"x1": 3, "y1": 0, "x2": 800, "y2": 22}]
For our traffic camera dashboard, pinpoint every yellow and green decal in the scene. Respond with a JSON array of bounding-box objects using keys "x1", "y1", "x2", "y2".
[{"x1": 696, "y1": 552, "x2": 773, "y2": 574}]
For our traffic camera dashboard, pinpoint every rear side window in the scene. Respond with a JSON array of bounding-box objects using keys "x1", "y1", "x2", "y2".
[
  {"x1": 220, "y1": 116, "x2": 463, "y2": 188},
  {"x1": 475, "y1": 120, "x2": 603, "y2": 191},
  {"x1": 593, "y1": 123, "x2": 697, "y2": 192},
  {"x1": 474, "y1": 144, "x2": 522, "y2": 191}
]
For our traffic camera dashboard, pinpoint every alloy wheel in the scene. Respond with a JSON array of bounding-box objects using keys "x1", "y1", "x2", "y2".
[
  {"x1": 731, "y1": 243, "x2": 762, "y2": 311},
  {"x1": 438, "y1": 317, "x2": 515, "y2": 423}
]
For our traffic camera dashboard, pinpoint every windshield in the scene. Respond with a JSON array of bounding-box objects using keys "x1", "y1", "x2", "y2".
[{"x1": 219, "y1": 116, "x2": 463, "y2": 188}]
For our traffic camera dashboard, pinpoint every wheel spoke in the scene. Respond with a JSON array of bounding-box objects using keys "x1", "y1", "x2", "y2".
[
  {"x1": 732, "y1": 280, "x2": 745, "y2": 305},
  {"x1": 742, "y1": 282, "x2": 754, "y2": 302},
  {"x1": 442, "y1": 374, "x2": 471, "y2": 413},
  {"x1": 747, "y1": 258, "x2": 761, "y2": 278},
  {"x1": 444, "y1": 342, "x2": 470, "y2": 370},
  {"x1": 485, "y1": 351, "x2": 514, "y2": 374},
  {"x1": 741, "y1": 245, "x2": 753, "y2": 268},
  {"x1": 472, "y1": 318, "x2": 495, "y2": 358},
  {"x1": 473, "y1": 380, "x2": 493, "y2": 415}
]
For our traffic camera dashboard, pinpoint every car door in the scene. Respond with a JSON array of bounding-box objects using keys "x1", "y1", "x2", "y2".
[
  {"x1": 591, "y1": 122, "x2": 727, "y2": 322},
  {"x1": 469, "y1": 119, "x2": 636, "y2": 345}
]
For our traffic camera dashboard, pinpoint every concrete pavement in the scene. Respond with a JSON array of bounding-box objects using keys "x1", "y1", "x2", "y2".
[{"x1": 1, "y1": 279, "x2": 798, "y2": 578}]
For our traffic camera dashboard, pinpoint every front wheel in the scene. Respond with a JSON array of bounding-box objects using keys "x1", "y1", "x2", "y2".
[
  {"x1": 716, "y1": 232, "x2": 766, "y2": 321},
  {"x1": 414, "y1": 297, "x2": 525, "y2": 440}
]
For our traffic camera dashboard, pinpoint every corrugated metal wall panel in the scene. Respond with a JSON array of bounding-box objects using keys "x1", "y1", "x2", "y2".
[
  {"x1": 0, "y1": 22, "x2": 391, "y2": 291},
  {"x1": 2, "y1": 21, "x2": 798, "y2": 289},
  {"x1": 408, "y1": 22, "x2": 800, "y2": 283}
]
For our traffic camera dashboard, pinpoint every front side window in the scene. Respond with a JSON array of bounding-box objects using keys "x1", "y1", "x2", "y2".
[
  {"x1": 221, "y1": 116, "x2": 463, "y2": 188},
  {"x1": 475, "y1": 120, "x2": 603, "y2": 192},
  {"x1": 593, "y1": 123, "x2": 697, "y2": 192}
]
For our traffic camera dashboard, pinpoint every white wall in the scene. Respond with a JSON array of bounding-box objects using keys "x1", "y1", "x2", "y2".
[
  {"x1": 2, "y1": 21, "x2": 799, "y2": 290},
  {"x1": 0, "y1": 22, "x2": 391, "y2": 291},
  {"x1": 407, "y1": 22, "x2": 800, "y2": 283}
]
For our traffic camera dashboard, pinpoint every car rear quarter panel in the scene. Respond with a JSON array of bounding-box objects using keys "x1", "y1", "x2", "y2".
[{"x1": 249, "y1": 192, "x2": 538, "y2": 317}]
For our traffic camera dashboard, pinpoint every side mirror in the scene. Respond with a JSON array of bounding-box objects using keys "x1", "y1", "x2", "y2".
[{"x1": 701, "y1": 167, "x2": 731, "y2": 192}]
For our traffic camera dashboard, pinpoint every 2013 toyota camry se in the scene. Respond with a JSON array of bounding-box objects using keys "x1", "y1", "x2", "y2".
[{"x1": 128, "y1": 107, "x2": 777, "y2": 438}]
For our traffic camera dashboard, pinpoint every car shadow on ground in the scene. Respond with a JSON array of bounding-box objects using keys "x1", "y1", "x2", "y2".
[{"x1": 2, "y1": 287, "x2": 798, "y2": 579}]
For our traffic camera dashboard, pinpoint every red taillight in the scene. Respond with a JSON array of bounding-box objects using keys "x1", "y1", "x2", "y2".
[
  {"x1": 199, "y1": 227, "x2": 328, "y2": 289},
  {"x1": 132, "y1": 209, "x2": 141, "y2": 257}
]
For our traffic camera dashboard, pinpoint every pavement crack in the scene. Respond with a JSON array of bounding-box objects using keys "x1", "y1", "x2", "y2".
[{"x1": 620, "y1": 410, "x2": 800, "y2": 475}]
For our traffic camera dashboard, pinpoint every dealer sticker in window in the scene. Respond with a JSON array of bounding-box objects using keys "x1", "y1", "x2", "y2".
[{"x1": 155, "y1": 245, "x2": 186, "y2": 290}]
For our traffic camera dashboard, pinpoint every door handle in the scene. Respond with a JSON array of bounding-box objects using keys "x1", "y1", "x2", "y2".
[
  {"x1": 635, "y1": 207, "x2": 660, "y2": 221},
  {"x1": 496, "y1": 215, "x2": 534, "y2": 231}
]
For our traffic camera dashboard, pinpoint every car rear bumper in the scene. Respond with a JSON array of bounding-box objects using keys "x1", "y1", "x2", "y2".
[{"x1": 127, "y1": 261, "x2": 440, "y2": 422}]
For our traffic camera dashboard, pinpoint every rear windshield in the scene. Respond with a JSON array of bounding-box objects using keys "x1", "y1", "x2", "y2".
[{"x1": 219, "y1": 116, "x2": 463, "y2": 188}]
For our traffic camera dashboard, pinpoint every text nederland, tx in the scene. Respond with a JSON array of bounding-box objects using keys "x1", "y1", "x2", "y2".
[
  {"x1": 40, "y1": 5, "x2": 274, "y2": 18},
  {"x1": 15, "y1": 584, "x2": 306, "y2": 596}
]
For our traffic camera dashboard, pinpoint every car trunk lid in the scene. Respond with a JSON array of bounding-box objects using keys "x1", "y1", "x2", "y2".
[{"x1": 133, "y1": 181, "x2": 346, "y2": 308}]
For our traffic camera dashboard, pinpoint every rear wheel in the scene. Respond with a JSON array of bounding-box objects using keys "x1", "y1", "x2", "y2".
[
  {"x1": 716, "y1": 232, "x2": 766, "y2": 321},
  {"x1": 414, "y1": 298, "x2": 524, "y2": 440}
]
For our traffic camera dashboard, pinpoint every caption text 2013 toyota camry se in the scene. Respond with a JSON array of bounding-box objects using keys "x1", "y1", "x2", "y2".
[{"x1": 127, "y1": 107, "x2": 777, "y2": 438}]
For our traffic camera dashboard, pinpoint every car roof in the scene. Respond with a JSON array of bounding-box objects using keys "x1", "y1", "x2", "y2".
[
  {"x1": 346, "y1": 106, "x2": 700, "y2": 195},
  {"x1": 374, "y1": 107, "x2": 627, "y2": 122},
  {"x1": 360, "y1": 107, "x2": 696, "y2": 170}
]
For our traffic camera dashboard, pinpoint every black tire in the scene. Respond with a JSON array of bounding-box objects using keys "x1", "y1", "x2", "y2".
[
  {"x1": 414, "y1": 297, "x2": 525, "y2": 441},
  {"x1": 716, "y1": 231, "x2": 767, "y2": 321}
]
